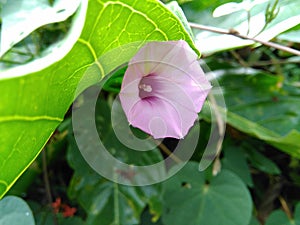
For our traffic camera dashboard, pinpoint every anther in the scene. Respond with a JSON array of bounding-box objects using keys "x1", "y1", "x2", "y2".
[{"x1": 139, "y1": 84, "x2": 152, "y2": 92}]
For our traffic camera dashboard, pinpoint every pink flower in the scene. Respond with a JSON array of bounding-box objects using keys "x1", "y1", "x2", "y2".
[{"x1": 119, "y1": 40, "x2": 211, "y2": 139}]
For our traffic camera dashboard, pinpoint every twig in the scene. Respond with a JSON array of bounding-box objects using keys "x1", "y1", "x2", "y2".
[
  {"x1": 251, "y1": 59, "x2": 300, "y2": 66},
  {"x1": 42, "y1": 150, "x2": 58, "y2": 225},
  {"x1": 230, "y1": 50, "x2": 249, "y2": 67},
  {"x1": 246, "y1": 10, "x2": 251, "y2": 35},
  {"x1": 154, "y1": 140, "x2": 182, "y2": 164},
  {"x1": 113, "y1": 172, "x2": 120, "y2": 225},
  {"x1": 279, "y1": 196, "x2": 293, "y2": 220},
  {"x1": 189, "y1": 22, "x2": 300, "y2": 56},
  {"x1": 220, "y1": 54, "x2": 300, "y2": 67}
]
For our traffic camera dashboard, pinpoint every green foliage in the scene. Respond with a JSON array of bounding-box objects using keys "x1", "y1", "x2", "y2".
[
  {"x1": 245, "y1": 145, "x2": 281, "y2": 175},
  {"x1": 249, "y1": 217, "x2": 261, "y2": 225},
  {"x1": 28, "y1": 201, "x2": 85, "y2": 225},
  {"x1": 265, "y1": 202, "x2": 300, "y2": 225},
  {"x1": 67, "y1": 134, "x2": 163, "y2": 225},
  {"x1": 222, "y1": 144, "x2": 254, "y2": 187},
  {"x1": 66, "y1": 99, "x2": 163, "y2": 225},
  {"x1": 1, "y1": 0, "x2": 300, "y2": 224},
  {"x1": 216, "y1": 70, "x2": 300, "y2": 157},
  {"x1": 162, "y1": 162, "x2": 252, "y2": 225}
]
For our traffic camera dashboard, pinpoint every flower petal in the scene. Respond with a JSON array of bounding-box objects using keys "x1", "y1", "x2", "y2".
[
  {"x1": 129, "y1": 96, "x2": 197, "y2": 139},
  {"x1": 126, "y1": 41, "x2": 211, "y2": 110},
  {"x1": 120, "y1": 75, "x2": 199, "y2": 138},
  {"x1": 119, "y1": 40, "x2": 211, "y2": 139}
]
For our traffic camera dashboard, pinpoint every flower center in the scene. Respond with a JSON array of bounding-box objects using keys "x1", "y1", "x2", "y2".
[
  {"x1": 139, "y1": 84, "x2": 152, "y2": 93},
  {"x1": 138, "y1": 75, "x2": 155, "y2": 99}
]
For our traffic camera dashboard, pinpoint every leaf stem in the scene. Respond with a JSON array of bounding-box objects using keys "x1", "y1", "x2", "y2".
[
  {"x1": 155, "y1": 140, "x2": 182, "y2": 164},
  {"x1": 251, "y1": 58, "x2": 300, "y2": 66},
  {"x1": 42, "y1": 150, "x2": 58, "y2": 225},
  {"x1": 113, "y1": 172, "x2": 120, "y2": 225},
  {"x1": 279, "y1": 196, "x2": 293, "y2": 220},
  {"x1": 246, "y1": 10, "x2": 251, "y2": 35},
  {"x1": 189, "y1": 22, "x2": 300, "y2": 56}
]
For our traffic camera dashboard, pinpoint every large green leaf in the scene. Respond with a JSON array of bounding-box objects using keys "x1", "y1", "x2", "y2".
[
  {"x1": 162, "y1": 162, "x2": 252, "y2": 225},
  {"x1": 215, "y1": 69, "x2": 300, "y2": 157},
  {"x1": 0, "y1": 0, "x2": 198, "y2": 198}
]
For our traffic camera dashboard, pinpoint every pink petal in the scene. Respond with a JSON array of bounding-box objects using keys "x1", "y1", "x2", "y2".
[
  {"x1": 119, "y1": 40, "x2": 211, "y2": 139},
  {"x1": 120, "y1": 74, "x2": 200, "y2": 139},
  {"x1": 126, "y1": 41, "x2": 211, "y2": 110},
  {"x1": 129, "y1": 95, "x2": 197, "y2": 139}
]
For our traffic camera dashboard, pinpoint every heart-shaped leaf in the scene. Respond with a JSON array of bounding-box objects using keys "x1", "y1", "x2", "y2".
[{"x1": 162, "y1": 162, "x2": 252, "y2": 225}]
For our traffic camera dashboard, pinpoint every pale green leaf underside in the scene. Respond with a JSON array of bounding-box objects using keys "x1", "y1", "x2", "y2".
[
  {"x1": 278, "y1": 25, "x2": 300, "y2": 43},
  {"x1": 0, "y1": 0, "x2": 81, "y2": 57},
  {"x1": 0, "y1": 0, "x2": 197, "y2": 198},
  {"x1": 192, "y1": 0, "x2": 300, "y2": 55}
]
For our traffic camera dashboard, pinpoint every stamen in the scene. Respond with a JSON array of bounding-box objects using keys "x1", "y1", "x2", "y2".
[{"x1": 139, "y1": 84, "x2": 152, "y2": 92}]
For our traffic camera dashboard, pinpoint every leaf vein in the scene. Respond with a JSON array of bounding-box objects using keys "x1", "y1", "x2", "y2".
[
  {"x1": 101, "y1": 1, "x2": 168, "y2": 39},
  {"x1": 78, "y1": 38, "x2": 105, "y2": 77},
  {"x1": 0, "y1": 115, "x2": 63, "y2": 123},
  {"x1": 0, "y1": 131, "x2": 26, "y2": 180}
]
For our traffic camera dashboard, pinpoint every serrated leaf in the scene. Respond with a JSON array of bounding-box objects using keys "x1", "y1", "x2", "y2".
[
  {"x1": 0, "y1": 0, "x2": 81, "y2": 56},
  {"x1": 0, "y1": 0, "x2": 198, "y2": 198},
  {"x1": 162, "y1": 162, "x2": 252, "y2": 225}
]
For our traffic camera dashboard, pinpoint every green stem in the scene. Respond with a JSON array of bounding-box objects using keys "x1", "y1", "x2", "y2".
[{"x1": 113, "y1": 172, "x2": 120, "y2": 225}]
